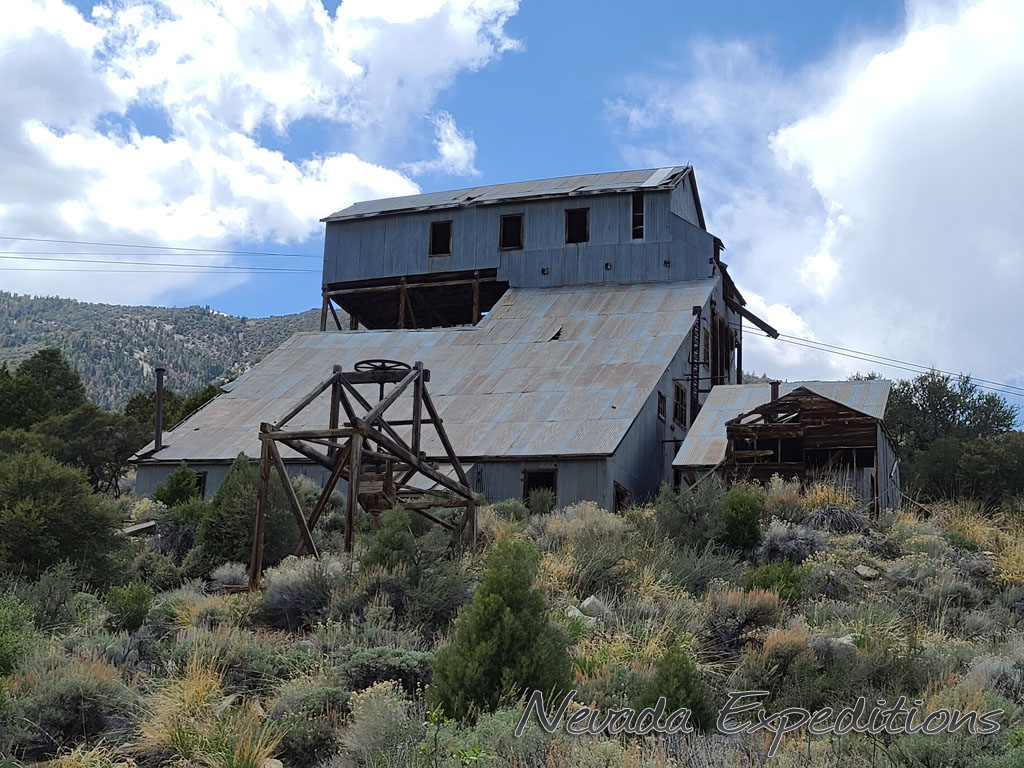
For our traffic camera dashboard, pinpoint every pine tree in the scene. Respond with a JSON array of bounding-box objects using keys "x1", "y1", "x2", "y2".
[{"x1": 429, "y1": 537, "x2": 570, "y2": 720}]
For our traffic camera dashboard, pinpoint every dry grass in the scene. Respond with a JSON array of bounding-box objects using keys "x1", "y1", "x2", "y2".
[{"x1": 46, "y1": 745, "x2": 138, "y2": 767}]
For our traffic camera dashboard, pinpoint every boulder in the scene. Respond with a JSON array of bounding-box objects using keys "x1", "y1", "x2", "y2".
[
  {"x1": 854, "y1": 564, "x2": 880, "y2": 580},
  {"x1": 580, "y1": 595, "x2": 609, "y2": 618},
  {"x1": 566, "y1": 605, "x2": 597, "y2": 629}
]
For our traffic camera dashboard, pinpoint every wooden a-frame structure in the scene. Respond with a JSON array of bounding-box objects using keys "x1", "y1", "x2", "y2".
[{"x1": 248, "y1": 359, "x2": 476, "y2": 590}]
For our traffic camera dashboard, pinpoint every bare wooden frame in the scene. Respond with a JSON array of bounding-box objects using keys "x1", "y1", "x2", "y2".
[{"x1": 248, "y1": 359, "x2": 476, "y2": 590}]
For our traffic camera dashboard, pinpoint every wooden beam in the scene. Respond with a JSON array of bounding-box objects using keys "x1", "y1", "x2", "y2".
[
  {"x1": 398, "y1": 283, "x2": 407, "y2": 328},
  {"x1": 249, "y1": 439, "x2": 271, "y2": 591},
  {"x1": 362, "y1": 366, "x2": 419, "y2": 425},
  {"x1": 328, "y1": 365, "x2": 341, "y2": 459},
  {"x1": 273, "y1": 372, "x2": 339, "y2": 429},
  {"x1": 472, "y1": 276, "x2": 480, "y2": 324},
  {"x1": 328, "y1": 299, "x2": 343, "y2": 331},
  {"x1": 319, "y1": 294, "x2": 329, "y2": 332},
  {"x1": 362, "y1": 424, "x2": 474, "y2": 501},
  {"x1": 421, "y1": 385, "x2": 471, "y2": 489},
  {"x1": 268, "y1": 440, "x2": 319, "y2": 558},
  {"x1": 264, "y1": 427, "x2": 356, "y2": 441},
  {"x1": 295, "y1": 445, "x2": 350, "y2": 556},
  {"x1": 345, "y1": 432, "x2": 363, "y2": 553}
]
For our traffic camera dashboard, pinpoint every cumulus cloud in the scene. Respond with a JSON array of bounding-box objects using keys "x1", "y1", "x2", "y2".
[
  {"x1": 405, "y1": 111, "x2": 481, "y2": 177},
  {"x1": 608, "y1": 0, "x2": 1024, "y2": 392},
  {"x1": 0, "y1": 0, "x2": 519, "y2": 303}
]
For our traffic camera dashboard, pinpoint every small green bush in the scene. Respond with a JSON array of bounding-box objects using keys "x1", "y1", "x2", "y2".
[
  {"x1": 20, "y1": 561, "x2": 80, "y2": 629},
  {"x1": 633, "y1": 644, "x2": 718, "y2": 733},
  {"x1": 166, "y1": 497, "x2": 212, "y2": 529},
  {"x1": 712, "y1": 483, "x2": 765, "y2": 551},
  {"x1": 0, "y1": 594, "x2": 38, "y2": 676},
  {"x1": 746, "y1": 562, "x2": 809, "y2": 601},
  {"x1": 756, "y1": 519, "x2": 825, "y2": 564},
  {"x1": 132, "y1": 551, "x2": 181, "y2": 591},
  {"x1": 270, "y1": 673, "x2": 349, "y2": 765},
  {"x1": 261, "y1": 556, "x2": 350, "y2": 631},
  {"x1": 655, "y1": 479, "x2": 725, "y2": 541},
  {"x1": 104, "y1": 582, "x2": 154, "y2": 632},
  {"x1": 946, "y1": 530, "x2": 981, "y2": 551},
  {"x1": 526, "y1": 487, "x2": 556, "y2": 517},
  {"x1": 341, "y1": 646, "x2": 433, "y2": 695},
  {"x1": 429, "y1": 538, "x2": 571, "y2": 719},
  {"x1": 668, "y1": 542, "x2": 746, "y2": 595},
  {"x1": 361, "y1": 506, "x2": 416, "y2": 572},
  {"x1": 210, "y1": 561, "x2": 248, "y2": 588},
  {"x1": 408, "y1": 559, "x2": 471, "y2": 631},
  {"x1": 152, "y1": 462, "x2": 200, "y2": 508},
  {"x1": 491, "y1": 499, "x2": 530, "y2": 521}
]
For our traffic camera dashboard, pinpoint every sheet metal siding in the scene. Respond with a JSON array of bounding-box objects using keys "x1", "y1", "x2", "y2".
[
  {"x1": 877, "y1": 423, "x2": 901, "y2": 511},
  {"x1": 669, "y1": 179, "x2": 700, "y2": 225},
  {"x1": 472, "y1": 459, "x2": 610, "y2": 510},
  {"x1": 324, "y1": 193, "x2": 716, "y2": 288}
]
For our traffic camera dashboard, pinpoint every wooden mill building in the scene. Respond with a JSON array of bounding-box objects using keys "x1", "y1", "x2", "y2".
[{"x1": 134, "y1": 167, "x2": 781, "y2": 510}]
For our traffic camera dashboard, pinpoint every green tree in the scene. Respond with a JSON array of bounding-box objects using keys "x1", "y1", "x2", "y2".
[
  {"x1": 16, "y1": 348, "x2": 87, "y2": 416},
  {"x1": 957, "y1": 432, "x2": 1024, "y2": 501},
  {"x1": 0, "y1": 452, "x2": 123, "y2": 583},
  {"x1": 361, "y1": 506, "x2": 417, "y2": 572},
  {"x1": 429, "y1": 538, "x2": 571, "y2": 720},
  {"x1": 153, "y1": 463, "x2": 201, "y2": 508}
]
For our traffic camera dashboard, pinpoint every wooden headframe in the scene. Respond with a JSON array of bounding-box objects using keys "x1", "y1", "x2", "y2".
[{"x1": 248, "y1": 359, "x2": 476, "y2": 590}]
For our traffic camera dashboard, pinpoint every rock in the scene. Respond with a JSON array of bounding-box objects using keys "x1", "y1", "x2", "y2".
[
  {"x1": 580, "y1": 595, "x2": 609, "y2": 618},
  {"x1": 854, "y1": 565, "x2": 880, "y2": 579},
  {"x1": 262, "y1": 759, "x2": 284, "y2": 768},
  {"x1": 566, "y1": 605, "x2": 597, "y2": 629}
]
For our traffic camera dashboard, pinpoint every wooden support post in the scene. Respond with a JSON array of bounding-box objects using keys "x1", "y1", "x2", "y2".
[
  {"x1": 349, "y1": 313, "x2": 358, "y2": 331},
  {"x1": 345, "y1": 432, "x2": 363, "y2": 553},
  {"x1": 295, "y1": 443, "x2": 351, "y2": 556},
  {"x1": 319, "y1": 294, "x2": 329, "y2": 332},
  {"x1": 328, "y1": 365, "x2": 341, "y2": 459},
  {"x1": 268, "y1": 440, "x2": 319, "y2": 558},
  {"x1": 421, "y1": 386, "x2": 471, "y2": 489},
  {"x1": 328, "y1": 300, "x2": 343, "y2": 331},
  {"x1": 411, "y1": 363, "x2": 423, "y2": 459},
  {"x1": 472, "y1": 271, "x2": 480, "y2": 324},
  {"x1": 249, "y1": 437, "x2": 272, "y2": 590},
  {"x1": 398, "y1": 282, "x2": 407, "y2": 329}
]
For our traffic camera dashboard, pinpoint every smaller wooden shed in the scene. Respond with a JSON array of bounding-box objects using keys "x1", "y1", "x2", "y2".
[{"x1": 672, "y1": 381, "x2": 900, "y2": 512}]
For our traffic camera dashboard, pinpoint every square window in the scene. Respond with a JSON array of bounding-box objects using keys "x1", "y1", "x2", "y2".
[
  {"x1": 565, "y1": 208, "x2": 589, "y2": 244},
  {"x1": 429, "y1": 220, "x2": 452, "y2": 256},
  {"x1": 499, "y1": 214, "x2": 523, "y2": 250}
]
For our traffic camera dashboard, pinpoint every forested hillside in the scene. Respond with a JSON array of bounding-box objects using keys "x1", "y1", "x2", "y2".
[{"x1": 0, "y1": 291, "x2": 328, "y2": 409}]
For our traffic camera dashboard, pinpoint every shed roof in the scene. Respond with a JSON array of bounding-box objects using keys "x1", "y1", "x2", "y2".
[
  {"x1": 140, "y1": 279, "x2": 716, "y2": 464},
  {"x1": 322, "y1": 166, "x2": 693, "y2": 222},
  {"x1": 672, "y1": 380, "x2": 892, "y2": 468}
]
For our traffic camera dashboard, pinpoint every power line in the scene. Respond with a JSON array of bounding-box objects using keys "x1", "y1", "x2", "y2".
[
  {"x1": 0, "y1": 267, "x2": 315, "y2": 276},
  {"x1": 0, "y1": 235, "x2": 320, "y2": 258},
  {"x1": 0, "y1": 255, "x2": 319, "y2": 273}
]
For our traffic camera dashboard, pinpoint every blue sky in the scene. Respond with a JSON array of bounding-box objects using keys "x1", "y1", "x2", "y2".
[{"x1": 4, "y1": 0, "x2": 1024, "y2": 404}]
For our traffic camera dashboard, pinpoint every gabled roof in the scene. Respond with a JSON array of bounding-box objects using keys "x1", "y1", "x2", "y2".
[
  {"x1": 139, "y1": 279, "x2": 717, "y2": 463},
  {"x1": 672, "y1": 380, "x2": 892, "y2": 468},
  {"x1": 322, "y1": 166, "x2": 695, "y2": 223}
]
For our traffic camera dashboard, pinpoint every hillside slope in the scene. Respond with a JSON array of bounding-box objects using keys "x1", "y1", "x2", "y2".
[{"x1": 0, "y1": 291, "x2": 332, "y2": 409}]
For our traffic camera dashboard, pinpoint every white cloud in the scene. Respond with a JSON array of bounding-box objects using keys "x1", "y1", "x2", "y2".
[
  {"x1": 608, "y1": 0, "x2": 1024, "y2": 393},
  {"x1": 405, "y1": 111, "x2": 481, "y2": 177},
  {"x1": 0, "y1": 0, "x2": 519, "y2": 304}
]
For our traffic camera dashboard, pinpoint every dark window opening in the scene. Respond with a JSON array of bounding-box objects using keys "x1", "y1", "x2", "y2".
[
  {"x1": 657, "y1": 391, "x2": 666, "y2": 422},
  {"x1": 856, "y1": 447, "x2": 875, "y2": 468},
  {"x1": 523, "y1": 468, "x2": 557, "y2": 500},
  {"x1": 631, "y1": 192, "x2": 644, "y2": 239},
  {"x1": 429, "y1": 220, "x2": 452, "y2": 256},
  {"x1": 614, "y1": 482, "x2": 631, "y2": 513},
  {"x1": 673, "y1": 381, "x2": 687, "y2": 426},
  {"x1": 565, "y1": 208, "x2": 589, "y2": 244},
  {"x1": 195, "y1": 471, "x2": 208, "y2": 499},
  {"x1": 702, "y1": 328, "x2": 710, "y2": 365},
  {"x1": 780, "y1": 438, "x2": 804, "y2": 463},
  {"x1": 499, "y1": 214, "x2": 523, "y2": 250},
  {"x1": 549, "y1": 326, "x2": 562, "y2": 341}
]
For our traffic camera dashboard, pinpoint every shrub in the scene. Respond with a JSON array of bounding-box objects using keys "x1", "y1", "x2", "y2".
[
  {"x1": 633, "y1": 643, "x2": 717, "y2": 732},
  {"x1": 655, "y1": 479, "x2": 724, "y2": 541},
  {"x1": 667, "y1": 542, "x2": 746, "y2": 595},
  {"x1": 429, "y1": 538, "x2": 571, "y2": 719},
  {"x1": 765, "y1": 474, "x2": 806, "y2": 523},
  {"x1": 261, "y1": 555, "x2": 350, "y2": 631},
  {"x1": 166, "y1": 497, "x2": 212, "y2": 529},
  {"x1": 0, "y1": 452, "x2": 123, "y2": 584},
  {"x1": 361, "y1": 506, "x2": 417, "y2": 572},
  {"x1": 804, "y1": 504, "x2": 868, "y2": 533},
  {"x1": 703, "y1": 587, "x2": 782, "y2": 660},
  {"x1": 132, "y1": 551, "x2": 181, "y2": 591},
  {"x1": 945, "y1": 530, "x2": 981, "y2": 551},
  {"x1": 104, "y1": 582, "x2": 154, "y2": 632},
  {"x1": 341, "y1": 646, "x2": 433, "y2": 695},
  {"x1": 20, "y1": 561, "x2": 81, "y2": 629},
  {"x1": 152, "y1": 463, "x2": 200, "y2": 509},
  {"x1": 0, "y1": 594, "x2": 38, "y2": 676},
  {"x1": 193, "y1": 454, "x2": 298, "y2": 576},
  {"x1": 6, "y1": 652, "x2": 138, "y2": 759},
  {"x1": 527, "y1": 486, "x2": 556, "y2": 517},
  {"x1": 137, "y1": 658, "x2": 284, "y2": 767},
  {"x1": 443, "y1": 707, "x2": 551, "y2": 768},
  {"x1": 528, "y1": 500, "x2": 631, "y2": 553},
  {"x1": 746, "y1": 562, "x2": 809, "y2": 601},
  {"x1": 730, "y1": 626, "x2": 823, "y2": 711},
  {"x1": 270, "y1": 673, "x2": 349, "y2": 765},
  {"x1": 756, "y1": 519, "x2": 825, "y2": 564},
  {"x1": 491, "y1": 498, "x2": 530, "y2": 521},
  {"x1": 408, "y1": 558, "x2": 471, "y2": 631},
  {"x1": 711, "y1": 482, "x2": 765, "y2": 551},
  {"x1": 149, "y1": 519, "x2": 196, "y2": 566},
  {"x1": 44, "y1": 745, "x2": 137, "y2": 767},
  {"x1": 211, "y1": 561, "x2": 248, "y2": 589},
  {"x1": 343, "y1": 681, "x2": 421, "y2": 764}
]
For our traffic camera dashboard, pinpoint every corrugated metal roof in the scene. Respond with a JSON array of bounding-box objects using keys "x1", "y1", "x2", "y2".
[
  {"x1": 322, "y1": 167, "x2": 691, "y2": 222},
  {"x1": 672, "y1": 380, "x2": 892, "y2": 467},
  {"x1": 141, "y1": 280, "x2": 716, "y2": 463}
]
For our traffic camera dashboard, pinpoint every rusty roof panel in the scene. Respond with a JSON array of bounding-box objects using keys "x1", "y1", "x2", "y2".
[{"x1": 141, "y1": 280, "x2": 715, "y2": 462}]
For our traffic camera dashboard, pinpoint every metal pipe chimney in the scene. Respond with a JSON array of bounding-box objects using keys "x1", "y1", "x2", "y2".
[
  {"x1": 155, "y1": 367, "x2": 166, "y2": 451},
  {"x1": 770, "y1": 380, "x2": 780, "y2": 402}
]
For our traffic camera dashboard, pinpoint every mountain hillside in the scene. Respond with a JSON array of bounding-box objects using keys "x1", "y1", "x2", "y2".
[{"x1": 0, "y1": 291, "x2": 333, "y2": 409}]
